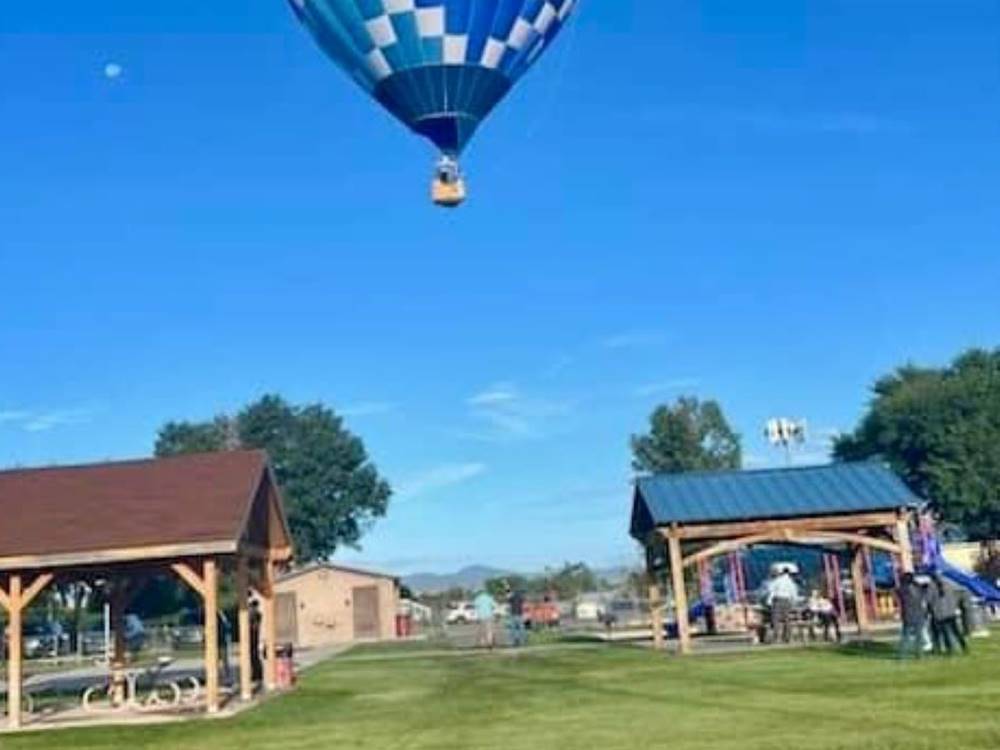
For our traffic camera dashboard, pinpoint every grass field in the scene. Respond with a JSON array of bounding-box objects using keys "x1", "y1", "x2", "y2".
[{"x1": 6, "y1": 639, "x2": 1000, "y2": 750}]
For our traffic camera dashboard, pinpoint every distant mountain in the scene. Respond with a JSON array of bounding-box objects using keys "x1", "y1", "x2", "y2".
[
  {"x1": 403, "y1": 565, "x2": 513, "y2": 593},
  {"x1": 403, "y1": 564, "x2": 633, "y2": 594}
]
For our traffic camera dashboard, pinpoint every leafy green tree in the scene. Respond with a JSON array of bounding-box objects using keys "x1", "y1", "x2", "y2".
[
  {"x1": 483, "y1": 564, "x2": 599, "y2": 601},
  {"x1": 543, "y1": 563, "x2": 598, "y2": 599},
  {"x1": 485, "y1": 575, "x2": 530, "y2": 600},
  {"x1": 834, "y1": 348, "x2": 1000, "y2": 539},
  {"x1": 631, "y1": 396, "x2": 742, "y2": 474},
  {"x1": 155, "y1": 417, "x2": 236, "y2": 456},
  {"x1": 156, "y1": 394, "x2": 392, "y2": 562}
]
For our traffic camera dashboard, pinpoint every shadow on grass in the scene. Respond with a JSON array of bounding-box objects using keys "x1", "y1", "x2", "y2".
[{"x1": 831, "y1": 640, "x2": 901, "y2": 661}]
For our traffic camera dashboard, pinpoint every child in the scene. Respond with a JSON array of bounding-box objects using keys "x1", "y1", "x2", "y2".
[{"x1": 807, "y1": 589, "x2": 841, "y2": 643}]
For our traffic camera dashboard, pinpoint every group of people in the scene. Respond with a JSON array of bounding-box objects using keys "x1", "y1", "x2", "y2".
[
  {"x1": 761, "y1": 567, "x2": 841, "y2": 644},
  {"x1": 898, "y1": 572, "x2": 971, "y2": 658},
  {"x1": 472, "y1": 585, "x2": 527, "y2": 650},
  {"x1": 762, "y1": 565, "x2": 975, "y2": 657}
]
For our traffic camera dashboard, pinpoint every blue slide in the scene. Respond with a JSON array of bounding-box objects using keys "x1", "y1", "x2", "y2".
[{"x1": 938, "y1": 560, "x2": 1000, "y2": 603}]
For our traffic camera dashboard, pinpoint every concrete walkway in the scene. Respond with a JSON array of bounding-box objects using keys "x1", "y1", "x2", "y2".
[{"x1": 0, "y1": 643, "x2": 351, "y2": 735}]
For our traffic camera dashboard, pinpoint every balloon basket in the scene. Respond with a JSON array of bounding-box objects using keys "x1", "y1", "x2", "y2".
[
  {"x1": 431, "y1": 155, "x2": 466, "y2": 208},
  {"x1": 432, "y1": 178, "x2": 466, "y2": 208}
]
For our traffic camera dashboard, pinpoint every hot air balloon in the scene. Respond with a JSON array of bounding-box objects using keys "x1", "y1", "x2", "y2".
[{"x1": 288, "y1": 0, "x2": 577, "y2": 207}]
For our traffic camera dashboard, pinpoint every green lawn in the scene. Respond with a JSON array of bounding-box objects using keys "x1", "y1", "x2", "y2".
[{"x1": 7, "y1": 639, "x2": 1000, "y2": 750}]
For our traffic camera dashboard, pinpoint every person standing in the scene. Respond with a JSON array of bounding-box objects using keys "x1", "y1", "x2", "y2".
[
  {"x1": 957, "y1": 587, "x2": 977, "y2": 636},
  {"x1": 249, "y1": 599, "x2": 264, "y2": 683},
  {"x1": 507, "y1": 587, "x2": 527, "y2": 648},
  {"x1": 473, "y1": 590, "x2": 497, "y2": 649},
  {"x1": 806, "y1": 589, "x2": 841, "y2": 643},
  {"x1": 218, "y1": 609, "x2": 233, "y2": 686},
  {"x1": 898, "y1": 573, "x2": 927, "y2": 659},
  {"x1": 929, "y1": 574, "x2": 968, "y2": 655},
  {"x1": 767, "y1": 568, "x2": 799, "y2": 644}
]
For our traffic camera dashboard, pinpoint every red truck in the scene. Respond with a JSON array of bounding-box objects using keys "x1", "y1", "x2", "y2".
[{"x1": 522, "y1": 594, "x2": 561, "y2": 630}]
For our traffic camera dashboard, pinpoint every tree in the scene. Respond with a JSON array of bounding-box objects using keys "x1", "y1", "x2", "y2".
[
  {"x1": 156, "y1": 394, "x2": 392, "y2": 562},
  {"x1": 834, "y1": 348, "x2": 1000, "y2": 539},
  {"x1": 630, "y1": 396, "x2": 742, "y2": 474},
  {"x1": 485, "y1": 575, "x2": 530, "y2": 600},
  {"x1": 544, "y1": 562, "x2": 599, "y2": 600}
]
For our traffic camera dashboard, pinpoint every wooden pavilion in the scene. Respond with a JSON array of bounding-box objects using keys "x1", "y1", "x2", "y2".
[
  {"x1": 629, "y1": 462, "x2": 919, "y2": 654},
  {"x1": 0, "y1": 450, "x2": 293, "y2": 730}
]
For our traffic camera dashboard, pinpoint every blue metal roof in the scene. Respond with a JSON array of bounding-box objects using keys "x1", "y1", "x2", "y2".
[{"x1": 630, "y1": 462, "x2": 921, "y2": 540}]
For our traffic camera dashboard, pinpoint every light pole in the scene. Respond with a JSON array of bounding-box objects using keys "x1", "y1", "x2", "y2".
[{"x1": 764, "y1": 418, "x2": 808, "y2": 466}]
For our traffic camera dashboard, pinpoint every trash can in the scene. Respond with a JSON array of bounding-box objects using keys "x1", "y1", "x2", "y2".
[{"x1": 275, "y1": 644, "x2": 296, "y2": 689}]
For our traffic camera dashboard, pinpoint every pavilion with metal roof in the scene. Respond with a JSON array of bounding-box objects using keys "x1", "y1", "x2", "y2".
[
  {"x1": 0, "y1": 450, "x2": 294, "y2": 730},
  {"x1": 629, "y1": 462, "x2": 920, "y2": 654}
]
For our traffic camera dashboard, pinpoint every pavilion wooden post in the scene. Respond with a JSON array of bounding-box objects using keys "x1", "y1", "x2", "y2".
[
  {"x1": 203, "y1": 558, "x2": 220, "y2": 714},
  {"x1": 109, "y1": 580, "x2": 130, "y2": 707},
  {"x1": 1, "y1": 572, "x2": 53, "y2": 730},
  {"x1": 6, "y1": 575, "x2": 22, "y2": 731},
  {"x1": 111, "y1": 582, "x2": 127, "y2": 665},
  {"x1": 236, "y1": 556, "x2": 253, "y2": 702},
  {"x1": 850, "y1": 546, "x2": 870, "y2": 634},
  {"x1": 263, "y1": 559, "x2": 278, "y2": 691},
  {"x1": 171, "y1": 560, "x2": 221, "y2": 713},
  {"x1": 649, "y1": 580, "x2": 664, "y2": 650},
  {"x1": 895, "y1": 514, "x2": 915, "y2": 574},
  {"x1": 666, "y1": 531, "x2": 691, "y2": 655}
]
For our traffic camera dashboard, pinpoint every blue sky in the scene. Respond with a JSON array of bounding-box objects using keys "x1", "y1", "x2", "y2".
[{"x1": 2, "y1": 1, "x2": 999, "y2": 574}]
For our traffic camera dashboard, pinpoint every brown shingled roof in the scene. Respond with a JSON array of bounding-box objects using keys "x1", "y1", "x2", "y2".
[{"x1": 0, "y1": 450, "x2": 287, "y2": 567}]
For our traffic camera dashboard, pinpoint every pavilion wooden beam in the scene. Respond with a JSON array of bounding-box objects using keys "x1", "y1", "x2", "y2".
[
  {"x1": 170, "y1": 558, "x2": 221, "y2": 712},
  {"x1": 263, "y1": 559, "x2": 278, "y2": 691},
  {"x1": 1, "y1": 571, "x2": 54, "y2": 730},
  {"x1": 850, "y1": 546, "x2": 870, "y2": 634},
  {"x1": 649, "y1": 581, "x2": 664, "y2": 651},
  {"x1": 681, "y1": 528, "x2": 901, "y2": 569},
  {"x1": 666, "y1": 532, "x2": 691, "y2": 655},
  {"x1": 203, "y1": 559, "x2": 220, "y2": 714},
  {"x1": 894, "y1": 513, "x2": 915, "y2": 574},
  {"x1": 806, "y1": 531, "x2": 900, "y2": 555},
  {"x1": 236, "y1": 555, "x2": 253, "y2": 702},
  {"x1": 240, "y1": 542, "x2": 293, "y2": 563},
  {"x1": 667, "y1": 511, "x2": 900, "y2": 542},
  {"x1": 171, "y1": 562, "x2": 207, "y2": 599},
  {"x1": 21, "y1": 573, "x2": 54, "y2": 610},
  {"x1": 5, "y1": 574, "x2": 23, "y2": 730},
  {"x1": 0, "y1": 541, "x2": 236, "y2": 573},
  {"x1": 109, "y1": 580, "x2": 129, "y2": 705},
  {"x1": 682, "y1": 533, "x2": 782, "y2": 568}
]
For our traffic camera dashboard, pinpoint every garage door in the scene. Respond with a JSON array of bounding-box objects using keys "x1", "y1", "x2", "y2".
[
  {"x1": 352, "y1": 586, "x2": 380, "y2": 640},
  {"x1": 276, "y1": 592, "x2": 298, "y2": 645}
]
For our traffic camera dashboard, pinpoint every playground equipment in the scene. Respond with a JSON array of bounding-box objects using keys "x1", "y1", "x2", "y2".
[{"x1": 917, "y1": 514, "x2": 1000, "y2": 603}]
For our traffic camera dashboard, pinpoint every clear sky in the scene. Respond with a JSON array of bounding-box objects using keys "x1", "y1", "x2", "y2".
[{"x1": 2, "y1": 2, "x2": 998, "y2": 574}]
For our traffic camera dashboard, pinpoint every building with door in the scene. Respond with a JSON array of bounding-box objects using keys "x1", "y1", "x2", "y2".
[{"x1": 273, "y1": 563, "x2": 400, "y2": 647}]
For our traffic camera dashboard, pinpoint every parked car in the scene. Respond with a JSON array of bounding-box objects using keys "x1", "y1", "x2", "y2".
[
  {"x1": 600, "y1": 599, "x2": 647, "y2": 629},
  {"x1": 81, "y1": 629, "x2": 108, "y2": 656},
  {"x1": 171, "y1": 609, "x2": 205, "y2": 647},
  {"x1": 22, "y1": 621, "x2": 70, "y2": 658},
  {"x1": 445, "y1": 602, "x2": 479, "y2": 625},
  {"x1": 575, "y1": 593, "x2": 611, "y2": 622}
]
